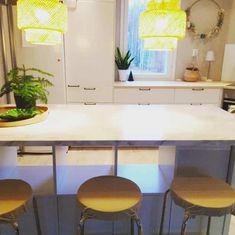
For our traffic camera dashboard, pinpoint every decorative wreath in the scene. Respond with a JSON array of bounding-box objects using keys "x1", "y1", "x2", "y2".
[{"x1": 185, "y1": 0, "x2": 225, "y2": 39}]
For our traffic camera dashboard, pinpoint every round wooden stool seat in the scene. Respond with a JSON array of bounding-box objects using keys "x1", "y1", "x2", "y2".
[
  {"x1": 171, "y1": 176, "x2": 235, "y2": 216},
  {"x1": 77, "y1": 175, "x2": 142, "y2": 214},
  {"x1": 0, "y1": 179, "x2": 33, "y2": 218}
]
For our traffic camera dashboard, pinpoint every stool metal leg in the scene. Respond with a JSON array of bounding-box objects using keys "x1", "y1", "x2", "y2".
[
  {"x1": 11, "y1": 221, "x2": 20, "y2": 235},
  {"x1": 130, "y1": 211, "x2": 143, "y2": 235},
  {"x1": 33, "y1": 196, "x2": 42, "y2": 235},
  {"x1": 181, "y1": 212, "x2": 191, "y2": 235},
  {"x1": 136, "y1": 221, "x2": 143, "y2": 235},
  {"x1": 131, "y1": 217, "x2": 134, "y2": 235},
  {"x1": 78, "y1": 208, "x2": 95, "y2": 235},
  {"x1": 206, "y1": 216, "x2": 211, "y2": 235},
  {"x1": 0, "y1": 218, "x2": 20, "y2": 235},
  {"x1": 78, "y1": 214, "x2": 86, "y2": 235},
  {"x1": 159, "y1": 189, "x2": 170, "y2": 235}
]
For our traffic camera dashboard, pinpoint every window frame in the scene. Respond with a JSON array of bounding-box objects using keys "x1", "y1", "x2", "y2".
[{"x1": 119, "y1": 0, "x2": 177, "y2": 81}]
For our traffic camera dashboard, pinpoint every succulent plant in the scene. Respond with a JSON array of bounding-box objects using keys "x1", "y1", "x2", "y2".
[{"x1": 115, "y1": 47, "x2": 134, "y2": 70}]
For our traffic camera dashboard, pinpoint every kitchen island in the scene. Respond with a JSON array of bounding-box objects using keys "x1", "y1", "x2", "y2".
[{"x1": 0, "y1": 104, "x2": 235, "y2": 235}]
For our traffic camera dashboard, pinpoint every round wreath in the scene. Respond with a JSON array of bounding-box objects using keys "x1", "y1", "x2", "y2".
[{"x1": 185, "y1": 0, "x2": 225, "y2": 39}]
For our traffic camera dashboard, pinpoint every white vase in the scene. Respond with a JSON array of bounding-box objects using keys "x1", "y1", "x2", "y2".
[{"x1": 118, "y1": 69, "x2": 129, "y2": 82}]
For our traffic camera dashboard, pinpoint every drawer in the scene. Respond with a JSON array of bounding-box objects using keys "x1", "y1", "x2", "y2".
[
  {"x1": 67, "y1": 86, "x2": 113, "y2": 103},
  {"x1": 174, "y1": 88, "x2": 222, "y2": 105},
  {"x1": 114, "y1": 88, "x2": 174, "y2": 104}
]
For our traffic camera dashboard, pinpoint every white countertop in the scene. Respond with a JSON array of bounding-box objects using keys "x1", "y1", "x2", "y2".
[
  {"x1": 113, "y1": 81, "x2": 232, "y2": 89},
  {"x1": 1, "y1": 104, "x2": 235, "y2": 146}
]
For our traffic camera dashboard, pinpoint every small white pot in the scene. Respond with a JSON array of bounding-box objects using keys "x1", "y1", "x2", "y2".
[{"x1": 118, "y1": 69, "x2": 129, "y2": 82}]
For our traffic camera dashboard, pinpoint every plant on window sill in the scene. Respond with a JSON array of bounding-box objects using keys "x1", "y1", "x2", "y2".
[{"x1": 115, "y1": 47, "x2": 134, "y2": 82}]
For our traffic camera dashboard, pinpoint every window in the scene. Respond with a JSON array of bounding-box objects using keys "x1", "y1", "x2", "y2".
[{"x1": 120, "y1": 0, "x2": 176, "y2": 80}]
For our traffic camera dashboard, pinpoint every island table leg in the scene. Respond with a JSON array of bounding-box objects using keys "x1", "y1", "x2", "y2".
[{"x1": 0, "y1": 146, "x2": 17, "y2": 178}]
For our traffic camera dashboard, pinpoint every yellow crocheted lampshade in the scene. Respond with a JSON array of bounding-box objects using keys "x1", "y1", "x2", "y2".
[
  {"x1": 144, "y1": 37, "x2": 177, "y2": 50},
  {"x1": 25, "y1": 29, "x2": 62, "y2": 45},
  {"x1": 139, "y1": 0, "x2": 186, "y2": 40},
  {"x1": 17, "y1": 0, "x2": 67, "y2": 44}
]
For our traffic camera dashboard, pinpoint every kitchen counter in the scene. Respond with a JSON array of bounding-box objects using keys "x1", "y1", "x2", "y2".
[
  {"x1": 113, "y1": 80, "x2": 232, "y2": 89},
  {"x1": 1, "y1": 104, "x2": 235, "y2": 145},
  {"x1": 0, "y1": 104, "x2": 234, "y2": 235}
]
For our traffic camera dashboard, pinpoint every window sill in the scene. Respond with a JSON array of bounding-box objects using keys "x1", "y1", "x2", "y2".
[{"x1": 113, "y1": 80, "x2": 231, "y2": 89}]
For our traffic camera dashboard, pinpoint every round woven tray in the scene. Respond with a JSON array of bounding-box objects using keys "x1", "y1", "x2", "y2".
[{"x1": 0, "y1": 106, "x2": 48, "y2": 127}]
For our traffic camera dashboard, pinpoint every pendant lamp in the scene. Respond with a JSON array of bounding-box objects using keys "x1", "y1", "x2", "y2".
[
  {"x1": 139, "y1": 0, "x2": 186, "y2": 50},
  {"x1": 144, "y1": 38, "x2": 177, "y2": 50},
  {"x1": 25, "y1": 29, "x2": 62, "y2": 45},
  {"x1": 17, "y1": 0, "x2": 67, "y2": 45}
]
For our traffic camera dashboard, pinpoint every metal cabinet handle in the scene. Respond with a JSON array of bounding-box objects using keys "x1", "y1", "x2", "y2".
[
  {"x1": 68, "y1": 85, "x2": 80, "y2": 88},
  {"x1": 84, "y1": 102, "x2": 96, "y2": 105},
  {"x1": 139, "y1": 88, "x2": 151, "y2": 91},
  {"x1": 84, "y1": 88, "x2": 96, "y2": 91},
  {"x1": 190, "y1": 103, "x2": 202, "y2": 105},
  {"x1": 138, "y1": 103, "x2": 151, "y2": 105},
  {"x1": 192, "y1": 88, "x2": 204, "y2": 91}
]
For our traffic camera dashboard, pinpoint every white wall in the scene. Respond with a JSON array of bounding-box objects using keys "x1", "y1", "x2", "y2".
[
  {"x1": 227, "y1": 0, "x2": 235, "y2": 43},
  {"x1": 176, "y1": 0, "x2": 233, "y2": 81}
]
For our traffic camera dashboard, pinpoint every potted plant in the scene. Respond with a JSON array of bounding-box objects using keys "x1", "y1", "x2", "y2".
[
  {"x1": 115, "y1": 47, "x2": 134, "y2": 82},
  {"x1": 0, "y1": 66, "x2": 53, "y2": 121},
  {"x1": 0, "y1": 65, "x2": 53, "y2": 109}
]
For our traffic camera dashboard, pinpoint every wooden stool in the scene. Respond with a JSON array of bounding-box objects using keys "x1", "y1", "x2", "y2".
[
  {"x1": 77, "y1": 175, "x2": 143, "y2": 235},
  {"x1": 0, "y1": 179, "x2": 41, "y2": 235},
  {"x1": 159, "y1": 176, "x2": 235, "y2": 235}
]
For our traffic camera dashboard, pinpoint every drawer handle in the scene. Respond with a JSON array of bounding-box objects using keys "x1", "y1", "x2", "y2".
[
  {"x1": 68, "y1": 85, "x2": 80, "y2": 88},
  {"x1": 138, "y1": 103, "x2": 151, "y2": 105},
  {"x1": 192, "y1": 88, "x2": 204, "y2": 91},
  {"x1": 139, "y1": 88, "x2": 151, "y2": 91},
  {"x1": 84, "y1": 88, "x2": 96, "y2": 91},
  {"x1": 190, "y1": 103, "x2": 202, "y2": 105},
  {"x1": 84, "y1": 102, "x2": 96, "y2": 105}
]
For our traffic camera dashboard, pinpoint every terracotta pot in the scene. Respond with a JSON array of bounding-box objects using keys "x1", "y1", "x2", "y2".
[{"x1": 183, "y1": 68, "x2": 200, "y2": 82}]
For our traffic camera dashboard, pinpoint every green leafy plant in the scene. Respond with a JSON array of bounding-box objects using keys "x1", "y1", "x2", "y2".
[
  {"x1": 0, "y1": 66, "x2": 53, "y2": 109},
  {"x1": 115, "y1": 47, "x2": 134, "y2": 70},
  {"x1": 0, "y1": 108, "x2": 42, "y2": 121}
]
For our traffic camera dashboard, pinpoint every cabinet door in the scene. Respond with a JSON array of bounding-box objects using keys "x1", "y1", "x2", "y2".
[
  {"x1": 67, "y1": 86, "x2": 113, "y2": 103},
  {"x1": 114, "y1": 88, "x2": 175, "y2": 104},
  {"x1": 65, "y1": 0, "x2": 115, "y2": 94},
  {"x1": 174, "y1": 88, "x2": 222, "y2": 106}
]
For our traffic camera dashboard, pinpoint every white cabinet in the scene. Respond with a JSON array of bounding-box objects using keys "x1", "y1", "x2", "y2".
[
  {"x1": 67, "y1": 86, "x2": 113, "y2": 103},
  {"x1": 174, "y1": 88, "x2": 223, "y2": 106},
  {"x1": 114, "y1": 88, "x2": 175, "y2": 104},
  {"x1": 114, "y1": 87, "x2": 223, "y2": 106},
  {"x1": 65, "y1": 0, "x2": 115, "y2": 103}
]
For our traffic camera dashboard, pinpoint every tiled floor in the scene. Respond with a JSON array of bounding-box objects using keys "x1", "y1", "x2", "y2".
[{"x1": 18, "y1": 147, "x2": 235, "y2": 234}]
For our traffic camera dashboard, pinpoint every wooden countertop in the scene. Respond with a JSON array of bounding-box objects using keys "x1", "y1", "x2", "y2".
[
  {"x1": 113, "y1": 81, "x2": 232, "y2": 89},
  {"x1": 1, "y1": 104, "x2": 235, "y2": 146}
]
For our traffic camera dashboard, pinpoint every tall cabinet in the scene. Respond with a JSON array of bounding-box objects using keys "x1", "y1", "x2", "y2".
[{"x1": 65, "y1": 0, "x2": 115, "y2": 104}]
